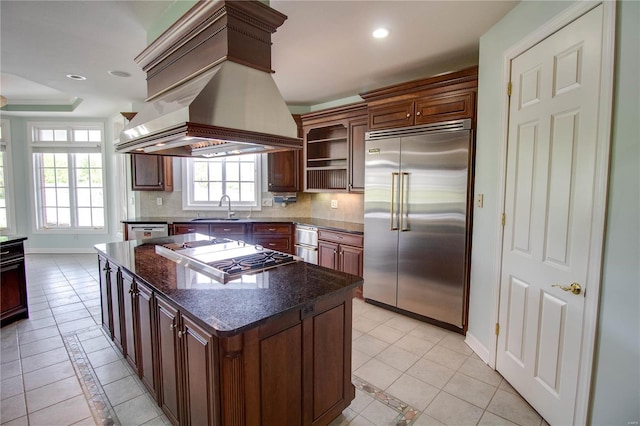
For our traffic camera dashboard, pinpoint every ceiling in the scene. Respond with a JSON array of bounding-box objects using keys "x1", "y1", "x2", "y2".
[{"x1": 0, "y1": 0, "x2": 517, "y2": 118}]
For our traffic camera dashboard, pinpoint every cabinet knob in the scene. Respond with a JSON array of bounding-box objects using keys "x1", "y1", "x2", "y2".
[
  {"x1": 158, "y1": 181, "x2": 162, "y2": 185},
  {"x1": 170, "y1": 323, "x2": 177, "y2": 330},
  {"x1": 406, "y1": 113, "x2": 411, "y2": 118},
  {"x1": 178, "y1": 331, "x2": 184, "y2": 338},
  {"x1": 268, "y1": 183, "x2": 272, "y2": 186},
  {"x1": 333, "y1": 249, "x2": 337, "y2": 254},
  {"x1": 416, "y1": 111, "x2": 421, "y2": 116}
]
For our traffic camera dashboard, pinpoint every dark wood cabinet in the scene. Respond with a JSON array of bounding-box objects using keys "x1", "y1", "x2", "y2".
[
  {"x1": 302, "y1": 103, "x2": 367, "y2": 193},
  {"x1": 156, "y1": 297, "x2": 181, "y2": 425},
  {"x1": 109, "y1": 267, "x2": 124, "y2": 352},
  {"x1": 98, "y1": 255, "x2": 111, "y2": 335},
  {"x1": 210, "y1": 223, "x2": 246, "y2": 241},
  {"x1": 172, "y1": 223, "x2": 210, "y2": 236},
  {"x1": 268, "y1": 114, "x2": 303, "y2": 193},
  {"x1": 251, "y1": 223, "x2": 293, "y2": 254},
  {"x1": 181, "y1": 315, "x2": 218, "y2": 426},
  {"x1": 121, "y1": 271, "x2": 137, "y2": 370},
  {"x1": 1, "y1": 239, "x2": 28, "y2": 326},
  {"x1": 318, "y1": 230, "x2": 364, "y2": 298},
  {"x1": 361, "y1": 66, "x2": 478, "y2": 131},
  {"x1": 268, "y1": 150, "x2": 301, "y2": 193},
  {"x1": 136, "y1": 281, "x2": 156, "y2": 397},
  {"x1": 131, "y1": 154, "x2": 174, "y2": 192}
]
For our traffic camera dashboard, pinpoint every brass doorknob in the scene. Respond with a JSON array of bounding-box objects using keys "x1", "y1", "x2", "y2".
[{"x1": 552, "y1": 282, "x2": 582, "y2": 295}]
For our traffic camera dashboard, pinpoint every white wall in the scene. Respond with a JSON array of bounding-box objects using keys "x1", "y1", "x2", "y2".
[{"x1": 468, "y1": 1, "x2": 639, "y2": 424}]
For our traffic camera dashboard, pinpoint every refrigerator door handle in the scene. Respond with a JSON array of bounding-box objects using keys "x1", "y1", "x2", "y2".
[
  {"x1": 400, "y1": 172, "x2": 409, "y2": 231},
  {"x1": 391, "y1": 172, "x2": 400, "y2": 230}
]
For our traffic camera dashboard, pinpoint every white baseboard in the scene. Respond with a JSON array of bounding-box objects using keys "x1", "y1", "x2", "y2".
[
  {"x1": 465, "y1": 332, "x2": 492, "y2": 365},
  {"x1": 26, "y1": 248, "x2": 96, "y2": 254}
]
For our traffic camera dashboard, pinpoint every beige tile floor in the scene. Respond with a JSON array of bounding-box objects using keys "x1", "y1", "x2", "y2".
[{"x1": 0, "y1": 254, "x2": 546, "y2": 425}]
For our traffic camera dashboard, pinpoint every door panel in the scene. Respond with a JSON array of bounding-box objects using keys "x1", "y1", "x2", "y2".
[
  {"x1": 363, "y1": 137, "x2": 400, "y2": 306},
  {"x1": 396, "y1": 131, "x2": 470, "y2": 327},
  {"x1": 497, "y1": 6, "x2": 604, "y2": 425}
]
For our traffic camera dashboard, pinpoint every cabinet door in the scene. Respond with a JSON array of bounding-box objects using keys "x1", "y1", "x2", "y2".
[
  {"x1": 172, "y1": 223, "x2": 210, "y2": 235},
  {"x1": 415, "y1": 92, "x2": 475, "y2": 125},
  {"x1": 339, "y1": 245, "x2": 363, "y2": 277},
  {"x1": 0, "y1": 258, "x2": 28, "y2": 325},
  {"x1": 131, "y1": 154, "x2": 173, "y2": 191},
  {"x1": 98, "y1": 256, "x2": 112, "y2": 336},
  {"x1": 137, "y1": 282, "x2": 156, "y2": 398},
  {"x1": 121, "y1": 271, "x2": 137, "y2": 370},
  {"x1": 318, "y1": 241, "x2": 339, "y2": 270},
  {"x1": 109, "y1": 268, "x2": 124, "y2": 352},
  {"x1": 268, "y1": 150, "x2": 300, "y2": 192},
  {"x1": 156, "y1": 298, "x2": 181, "y2": 425},
  {"x1": 349, "y1": 119, "x2": 367, "y2": 192},
  {"x1": 181, "y1": 315, "x2": 218, "y2": 426},
  {"x1": 368, "y1": 101, "x2": 415, "y2": 130}
]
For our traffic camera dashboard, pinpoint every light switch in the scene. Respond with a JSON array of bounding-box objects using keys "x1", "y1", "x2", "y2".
[
  {"x1": 331, "y1": 199, "x2": 338, "y2": 209},
  {"x1": 476, "y1": 194, "x2": 484, "y2": 208}
]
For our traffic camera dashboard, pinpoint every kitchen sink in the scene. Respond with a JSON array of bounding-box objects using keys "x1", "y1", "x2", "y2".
[{"x1": 191, "y1": 218, "x2": 240, "y2": 221}]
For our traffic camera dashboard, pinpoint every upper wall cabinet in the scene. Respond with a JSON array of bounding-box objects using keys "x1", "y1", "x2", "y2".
[
  {"x1": 131, "y1": 154, "x2": 173, "y2": 192},
  {"x1": 302, "y1": 103, "x2": 367, "y2": 193},
  {"x1": 361, "y1": 66, "x2": 478, "y2": 131},
  {"x1": 267, "y1": 115, "x2": 303, "y2": 193}
]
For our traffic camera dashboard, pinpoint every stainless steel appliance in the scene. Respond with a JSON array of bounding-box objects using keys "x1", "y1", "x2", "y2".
[
  {"x1": 364, "y1": 119, "x2": 473, "y2": 330},
  {"x1": 156, "y1": 239, "x2": 299, "y2": 283},
  {"x1": 126, "y1": 224, "x2": 169, "y2": 241},
  {"x1": 294, "y1": 225, "x2": 318, "y2": 265}
]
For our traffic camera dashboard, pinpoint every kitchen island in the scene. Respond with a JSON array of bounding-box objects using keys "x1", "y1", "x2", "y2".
[{"x1": 95, "y1": 233, "x2": 362, "y2": 426}]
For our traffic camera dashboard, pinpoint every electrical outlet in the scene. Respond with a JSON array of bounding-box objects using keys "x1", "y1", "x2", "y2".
[
  {"x1": 476, "y1": 194, "x2": 484, "y2": 208},
  {"x1": 156, "y1": 197, "x2": 163, "y2": 206},
  {"x1": 262, "y1": 199, "x2": 273, "y2": 207},
  {"x1": 331, "y1": 199, "x2": 338, "y2": 209}
]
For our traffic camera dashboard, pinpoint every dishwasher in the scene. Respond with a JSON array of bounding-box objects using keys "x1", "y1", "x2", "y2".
[
  {"x1": 294, "y1": 224, "x2": 318, "y2": 264},
  {"x1": 126, "y1": 223, "x2": 169, "y2": 240}
]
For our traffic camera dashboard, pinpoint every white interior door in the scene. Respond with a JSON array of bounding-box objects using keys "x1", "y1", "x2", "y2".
[{"x1": 497, "y1": 5, "x2": 605, "y2": 425}]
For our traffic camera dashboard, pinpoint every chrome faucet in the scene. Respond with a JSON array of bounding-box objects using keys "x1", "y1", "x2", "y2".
[{"x1": 218, "y1": 195, "x2": 235, "y2": 219}]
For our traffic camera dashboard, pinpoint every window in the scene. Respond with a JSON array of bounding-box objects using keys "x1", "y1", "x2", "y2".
[
  {"x1": 29, "y1": 123, "x2": 106, "y2": 232},
  {"x1": 0, "y1": 120, "x2": 16, "y2": 234},
  {"x1": 183, "y1": 155, "x2": 261, "y2": 209}
]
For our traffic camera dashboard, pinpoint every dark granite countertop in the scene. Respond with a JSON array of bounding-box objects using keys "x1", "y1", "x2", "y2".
[
  {"x1": 95, "y1": 234, "x2": 362, "y2": 338},
  {"x1": 122, "y1": 217, "x2": 364, "y2": 234},
  {"x1": 0, "y1": 236, "x2": 28, "y2": 246}
]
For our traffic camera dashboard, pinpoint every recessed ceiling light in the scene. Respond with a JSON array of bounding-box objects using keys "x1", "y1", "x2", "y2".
[
  {"x1": 66, "y1": 74, "x2": 86, "y2": 81},
  {"x1": 372, "y1": 28, "x2": 389, "y2": 39},
  {"x1": 108, "y1": 70, "x2": 131, "y2": 78}
]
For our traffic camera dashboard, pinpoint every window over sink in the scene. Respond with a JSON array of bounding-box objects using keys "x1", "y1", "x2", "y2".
[{"x1": 182, "y1": 155, "x2": 261, "y2": 210}]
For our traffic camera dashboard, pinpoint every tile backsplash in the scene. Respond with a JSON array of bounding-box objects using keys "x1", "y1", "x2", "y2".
[{"x1": 138, "y1": 191, "x2": 364, "y2": 223}]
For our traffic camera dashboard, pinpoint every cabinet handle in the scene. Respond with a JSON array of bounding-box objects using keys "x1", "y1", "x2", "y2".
[
  {"x1": 0, "y1": 251, "x2": 9, "y2": 255},
  {"x1": 102, "y1": 266, "x2": 109, "y2": 271},
  {"x1": 128, "y1": 288, "x2": 134, "y2": 294},
  {"x1": 223, "y1": 228, "x2": 231, "y2": 232},
  {"x1": 416, "y1": 111, "x2": 421, "y2": 116},
  {"x1": 187, "y1": 228, "x2": 195, "y2": 232},
  {"x1": 268, "y1": 228, "x2": 276, "y2": 231},
  {"x1": 268, "y1": 243, "x2": 276, "y2": 247}
]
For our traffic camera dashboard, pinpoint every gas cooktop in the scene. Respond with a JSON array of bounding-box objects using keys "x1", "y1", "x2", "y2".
[{"x1": 155, "y1": 238, "x2": 299, "y2": 283}]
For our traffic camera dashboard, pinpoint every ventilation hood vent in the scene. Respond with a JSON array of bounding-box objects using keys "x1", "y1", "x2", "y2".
[{"x1": 116, "y1": 0, "x2": 301, "y2": 158}]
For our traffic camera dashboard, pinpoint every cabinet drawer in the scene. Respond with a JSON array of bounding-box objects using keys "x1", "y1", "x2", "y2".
[
  {"x1": 252, "y1": 223, "x2": 293, "y2": 235},
  {"x1": 172, "y1": 224, "x2": 210, "y2": 235},
  {"x1": 415, "y1": 92, "x2": 474, "y2": 125},
  {"x1": 210, "y1": 224, "x2": 246, "y2": 235},
  {"x1": 253, "y1": 237, "x2": 291, "y2": 252},
  {"x1": 0, "y1": 242, "x2": 25, "y2": 262},
  {"x1": 368, "y1": 101, "x2": 414, "y2": 130},
  {"x1": 318, "y1": 230, "x2": 363, "y2": 247}
]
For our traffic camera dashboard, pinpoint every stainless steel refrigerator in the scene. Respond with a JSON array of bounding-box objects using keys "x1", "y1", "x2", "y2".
[{"x1": 363, "y1": 119, "x2": 473, "y2": 330}]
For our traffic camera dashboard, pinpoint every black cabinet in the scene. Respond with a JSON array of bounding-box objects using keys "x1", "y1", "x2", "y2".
[{"x1": 1, "y1": 238, "x2": 28, "y2": 326}]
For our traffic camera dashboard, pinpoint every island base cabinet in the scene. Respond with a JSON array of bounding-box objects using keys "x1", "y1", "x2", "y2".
[
  {"x1": 220, "y1": 290, "x2": 354, "y2": 426},
  {"x1": 157, "y1": 298, "x2": 180, "y2": 425},
  {"x1": 136, "y1": 282, "x2": 157, "y2": 398}
]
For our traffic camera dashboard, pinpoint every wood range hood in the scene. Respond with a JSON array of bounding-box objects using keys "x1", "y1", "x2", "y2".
[{"x1": 116, "y1": 0, "x2": 301, "y2": 158}]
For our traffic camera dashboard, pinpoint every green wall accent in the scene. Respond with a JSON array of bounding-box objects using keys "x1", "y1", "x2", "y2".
[
  {"x1": 470, "y1": 1, "x2": 639, "y2": 424},
  {"x1": 146, "y1": 0, "x2": 197, "y2": 44}
]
